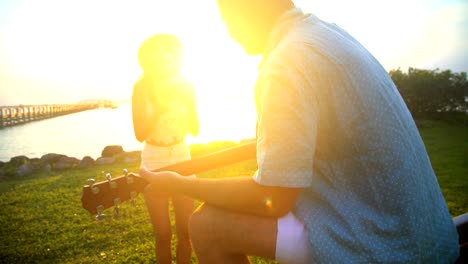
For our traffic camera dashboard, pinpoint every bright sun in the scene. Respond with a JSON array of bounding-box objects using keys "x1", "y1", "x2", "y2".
[
  {"x1": 165, "y1": 2, "x2": 260, "y2": 144},
  {"x1": 179, "y1": 37, "x2": 260, "y2": 144}
]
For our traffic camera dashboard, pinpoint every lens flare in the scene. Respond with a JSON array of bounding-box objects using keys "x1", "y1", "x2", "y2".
[{"x1": 265, "y1": 198, "x2": 273, "y2": 208}]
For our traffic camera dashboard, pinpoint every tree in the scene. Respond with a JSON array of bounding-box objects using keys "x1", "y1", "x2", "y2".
[{"x1": 389, "y1": 67, "x2": 467, "y2": 115}]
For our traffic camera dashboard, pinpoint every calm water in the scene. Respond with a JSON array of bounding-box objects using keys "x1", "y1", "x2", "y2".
[{"x1": 0, "y1": 99, "x2": 256, "y2": 162}]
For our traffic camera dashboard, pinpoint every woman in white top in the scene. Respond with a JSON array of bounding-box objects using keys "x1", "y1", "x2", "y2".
[{"x1": 132, "y1": 34, "x2": 200, "y2": 264}]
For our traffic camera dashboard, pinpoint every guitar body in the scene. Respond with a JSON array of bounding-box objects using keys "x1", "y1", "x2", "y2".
[{"x1": 81, "y1": 141, "x2": 257, "y2": 215}]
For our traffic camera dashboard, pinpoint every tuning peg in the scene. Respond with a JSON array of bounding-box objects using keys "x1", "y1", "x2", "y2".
[
  {"x1": 125, "y1": 169, "x2": 134, "y2": 184},
  {"x1": 95, "y1": 205, "x2": 105, "y2": 221},
  {"x1": 105, "y1": 173, "x2": 117, "y2": 189},
  {"x1": 113, "y1": 198, "x2": 121, "y2": 216},
  {"x1": 87, "y1": 178, "x2": 99, "y2": 194}
]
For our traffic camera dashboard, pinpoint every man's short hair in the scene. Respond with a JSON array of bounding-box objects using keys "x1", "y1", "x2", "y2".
[{"x1": 217, "y1": 0, "x2": 294, "y2": 18}]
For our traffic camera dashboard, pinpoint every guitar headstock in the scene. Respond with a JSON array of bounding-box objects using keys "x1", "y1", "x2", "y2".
[
  {"x1": 81, "y1": 169, "x2": 148, "y2": 219},
  {"x1": 81, "y1": 142, "x2": 257, "y2": 220}
]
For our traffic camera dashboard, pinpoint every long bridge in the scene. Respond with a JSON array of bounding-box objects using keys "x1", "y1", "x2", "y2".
[{"x1": 0, "y1": 100, "x2": 116, "y2": 128}]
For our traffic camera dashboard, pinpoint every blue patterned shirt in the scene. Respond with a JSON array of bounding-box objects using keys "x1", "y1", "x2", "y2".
[{"x1": 253, "y1": 8, "x2": 459, "y2": 263}]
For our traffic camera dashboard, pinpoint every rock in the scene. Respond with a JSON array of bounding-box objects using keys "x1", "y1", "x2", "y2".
[
  {"x1": 96, "y1": 157, "x2": 116, "y2": 165},
  {"x1": 124, "y1": 150, "x2": 141, "y2": 159},
  {"x1": 30, "y1": 158, "x2": 41, "y2": 164},
  {"x1": 78, "y1": 156, "x2": 95, "y2": 168},
  {"x1": 0, "y1": 165, "x2": 16, "y2": 177},
  {"x1": 43, "y1": 164, "x2": 52, "y2": 172},
  {"x1": 124, "y1": 156, "x2": 139, "y2": 163},
  {"x1": 17, "y1": 163, "x2": 39, "y2": 176},
  {"x1": 54, "y1": 156, "x2": 79, "y2": 170},
  {"x1": 101, "y1": 145, "x2": 124, "y2": 158},
  {"x1": 114, "y1": 151, "x2": 140, "y2": 164},
  {"x1": 40, "y1": 153, "x2": 67, "y2": 164},
  {"x1": 10, "y1": 155, "x2": 29, "y2": 166}
]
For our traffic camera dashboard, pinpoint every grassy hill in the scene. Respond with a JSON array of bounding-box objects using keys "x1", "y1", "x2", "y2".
[{"x1": 0, "y1": 117, "x2": 466, "y2": 263}]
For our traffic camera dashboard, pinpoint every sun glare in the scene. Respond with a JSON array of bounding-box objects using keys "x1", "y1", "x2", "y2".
[
  {"x1": 2, "y1": 0, "x2": 260, "y2": 143},
  {"x1": 174, "y1": 7, "x2": 260, "y2": 144},
  {"x1": 265, "y1": 198, "x2": 273, "y2": 209},
  {"x1": 180, "y1": 42, "x2": 259, "y2": 144}
]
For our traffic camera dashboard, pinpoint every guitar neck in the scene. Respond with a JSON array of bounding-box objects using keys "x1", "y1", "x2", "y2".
[
  {"x1": 151, "y1": 141, "x2": 257, "y2": 175},
  {"x1": 81, "y1": 141, "x2": 257, "y2": 215}
]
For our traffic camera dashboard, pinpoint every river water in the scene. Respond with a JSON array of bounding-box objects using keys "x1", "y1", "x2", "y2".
[{"x1": 0, "y1": 99, "x2": 257, "y2": 162}]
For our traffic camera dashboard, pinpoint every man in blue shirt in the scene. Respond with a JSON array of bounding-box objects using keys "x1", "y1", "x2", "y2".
[{"x1": 141, "y1": 0, "x2": 459, "y2": 262}]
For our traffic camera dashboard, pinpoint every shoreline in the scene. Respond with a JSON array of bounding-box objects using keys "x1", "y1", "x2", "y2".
[{"x1": 0, "y1": 139, "x2": 256, "y2": 178}]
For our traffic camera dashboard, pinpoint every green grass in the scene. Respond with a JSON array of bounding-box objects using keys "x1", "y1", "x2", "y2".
[
  {"x1": 417, "y1": 118, "x2": 468, "y2": 216},
  {"x1": 0, "y1": 118, "x2": 466, "y2": 263}
]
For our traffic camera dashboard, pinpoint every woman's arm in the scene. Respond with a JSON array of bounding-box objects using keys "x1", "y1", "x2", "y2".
[
  {"x1": 132, "y1": 80, "x2": 159, "y2": 142},
  {"x1": 186, "y1": 84, "x2": 200, "y2": 136}
]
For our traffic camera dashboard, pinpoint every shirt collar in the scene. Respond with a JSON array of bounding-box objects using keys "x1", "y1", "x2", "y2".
[{"x1": 259, "y1": 7, "x2": 306, "y2": 68}]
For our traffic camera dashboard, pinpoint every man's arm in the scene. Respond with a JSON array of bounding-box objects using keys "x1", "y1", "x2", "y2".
[{"x1": 140, "y1": 169, "x2": 302, "y2": 217}]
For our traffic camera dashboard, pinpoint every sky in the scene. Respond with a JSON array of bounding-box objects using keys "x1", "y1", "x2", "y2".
[{"x1": 0, "y1": 0, "x2": 467, "y2": 106}]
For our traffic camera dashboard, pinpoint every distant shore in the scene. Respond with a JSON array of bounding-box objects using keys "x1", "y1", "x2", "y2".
[{"x1": 0, "y1": 139, "x2": 255, "y2": 178}]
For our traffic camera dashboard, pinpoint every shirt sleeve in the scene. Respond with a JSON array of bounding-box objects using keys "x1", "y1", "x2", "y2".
[{"x1": 253, "y1": 62, "x2": 319, "y2": 188}]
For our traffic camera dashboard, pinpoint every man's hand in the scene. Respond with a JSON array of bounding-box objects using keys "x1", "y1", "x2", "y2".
[{"x1": 139, "y1": 168, "x2": 182, "y2": 192}]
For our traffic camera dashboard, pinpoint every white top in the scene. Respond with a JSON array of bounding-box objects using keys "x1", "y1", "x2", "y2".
[{"x1": 145, "y1": 78, "x2": 192, "y2": 146}]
